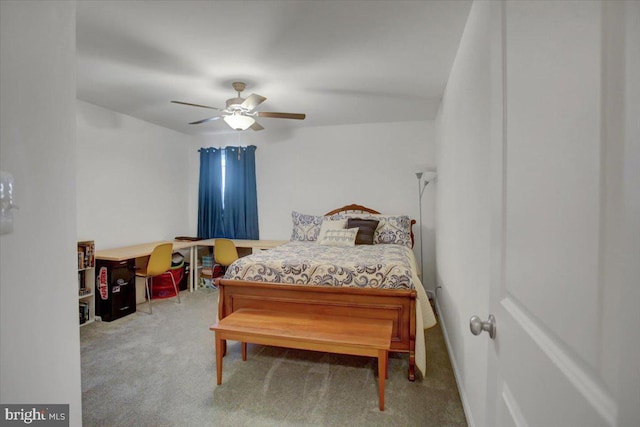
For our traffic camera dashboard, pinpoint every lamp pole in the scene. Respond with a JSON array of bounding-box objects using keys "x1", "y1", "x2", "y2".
[{"x1": 416, "y1": 172, "x2": 429, "y2": 281}]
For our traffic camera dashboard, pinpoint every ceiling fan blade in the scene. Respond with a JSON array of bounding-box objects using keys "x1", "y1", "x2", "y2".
[
  {"x1": 256, "y1": 112, "x2": 306, "y2": 120},
  {"x1": 250, "y1": 121, "x2": 264, "y2": 131},
  {"x1": 171, "y1": 100, "x2": 223, "y2": 111},
  {"x1": 241, "y1": 93, "x2": 267, "y2": 110},
  {"x1": 189, "y1": 116, "x2": 223, "y2": 125}
]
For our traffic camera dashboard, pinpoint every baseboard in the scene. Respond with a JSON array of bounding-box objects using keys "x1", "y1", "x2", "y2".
[{"x1": 435, "y1": 297, "x2": 476, "y2": 427}]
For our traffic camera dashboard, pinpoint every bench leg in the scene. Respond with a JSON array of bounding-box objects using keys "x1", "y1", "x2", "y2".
[
  {"x1": 386, "y1": 351, "x2": 389, "y2": 379},
  {"x1": 215, "y1": 336, "x2": 224, "y2": 385},
  {"x1": 241, "y1": 342, "x2": 247, "y2": 361},
  {"x1": 378, "y1": 349, "x2": 387, "y2": 411}
]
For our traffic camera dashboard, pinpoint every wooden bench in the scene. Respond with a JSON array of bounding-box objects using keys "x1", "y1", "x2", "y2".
[{"x1": 210, "y1": 308, "x2": 393, "y2": 411}]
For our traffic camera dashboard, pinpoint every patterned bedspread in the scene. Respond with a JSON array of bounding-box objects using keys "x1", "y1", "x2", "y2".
[{"x1": 224, "y1": 241, "x2": 415, "y2": 290}]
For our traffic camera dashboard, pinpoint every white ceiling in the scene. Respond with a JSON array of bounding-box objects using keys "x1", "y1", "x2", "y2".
[{"x1": 76, "y1": 0, "x2": 472, "y2": 135}]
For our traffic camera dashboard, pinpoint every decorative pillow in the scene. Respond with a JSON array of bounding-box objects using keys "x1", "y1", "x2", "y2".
[
  {"x1": 372, "y1": 215, "x2": 412, "y2": 247},
  {"x1": 346, "y1": 218, "x2": 379, "y2": 245},
  {"x1": 317, "y1": 228, "x2": 359, "y2": 246},
  {"x1": 329, "y1": 213, "x2": 412, "y2": 247},
  {"x1": 317, "y1": 218, "x2": 348, "y2": 242},
  {"x1": 290, "y1": 211, "x2": 323, "y2": 241}
]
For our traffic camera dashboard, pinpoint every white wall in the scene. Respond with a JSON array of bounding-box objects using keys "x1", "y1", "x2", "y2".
[
  {"x1": 76, "y1": 101, "x2": 194, "y2": 249},
  {"x1": 191, "y1": 120, "x2": 438, "y2": 290},
  {"x1": 0, "y1": 1, "x2": 82, "y2": 424},
  {"x1": 435, "y1": 2, "x2": 491, "y2": 426},
  {"x1": 618, "y1": 3, "x2": 640, "y2": 424}
]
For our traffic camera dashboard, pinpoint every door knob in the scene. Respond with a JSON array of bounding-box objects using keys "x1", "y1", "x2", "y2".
[{"x1": 469, "y1": 314, "x2": 496, "y2": 339}]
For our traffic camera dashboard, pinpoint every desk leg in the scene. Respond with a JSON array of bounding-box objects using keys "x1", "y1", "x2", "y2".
[
  {"x1": 191, "y1": 245, "x2": 198, "y2": 292},
  {"x1": 190, "y1": 245, "x2": 194, "y2": 292}
]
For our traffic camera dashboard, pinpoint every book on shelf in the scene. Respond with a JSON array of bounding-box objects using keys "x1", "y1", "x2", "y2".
[
  {"x1": 79, "y1": 301, "x2": 90, "y2": 324},
  {"x1": 77, "y1": 242, "x2": 95, "y2": 270}
]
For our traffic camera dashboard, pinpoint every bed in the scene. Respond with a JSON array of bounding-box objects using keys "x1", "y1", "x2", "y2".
[{"x1": 216, "y1": 204, "x2": 437, "y2": 380}]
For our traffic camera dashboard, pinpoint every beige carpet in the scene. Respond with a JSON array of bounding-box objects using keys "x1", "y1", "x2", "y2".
[{"x1": 81, "y1": 288, "x2": 467, "y2": 426}]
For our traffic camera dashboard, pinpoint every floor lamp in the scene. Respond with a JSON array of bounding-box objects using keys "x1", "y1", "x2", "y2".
[{"x1": 415, "y1": 172, "x2": 432, "y2": 295}]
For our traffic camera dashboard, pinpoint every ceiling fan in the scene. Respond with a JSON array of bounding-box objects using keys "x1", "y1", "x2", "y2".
[{"x1": 171, "y1": 82, "x2": 306, "y2": 131}]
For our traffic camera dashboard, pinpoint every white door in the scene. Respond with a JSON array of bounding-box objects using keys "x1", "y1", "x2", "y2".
[{"x1": 482, "y1": 2, "x2": 639, "y2": 426}]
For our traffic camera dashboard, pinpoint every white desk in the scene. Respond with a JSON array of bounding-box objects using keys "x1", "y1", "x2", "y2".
[
  {"x1": 95, "y1": 240, "x2": 199, "y2": 303},
  {"x1": 196, "y1": 239, "x2": 288, "y2": 252},
  {"x1": 95, "y1": 239, "x2": 289, "y2": 293},
  {"x1": 94, "y1": 240, "x2": 197, "y2": 262}
]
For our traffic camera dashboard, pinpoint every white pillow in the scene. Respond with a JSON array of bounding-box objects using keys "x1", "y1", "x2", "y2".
[
  {"x1": 318, "y1": 228, "x2": 359, "y2": 247},
  {"x1": 317, "y1": 218, "x2": 348, "y2": 242}
]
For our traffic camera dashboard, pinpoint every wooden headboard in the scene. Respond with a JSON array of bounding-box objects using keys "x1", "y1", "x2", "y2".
[{"x1": 324, "y1": 203, "x2": 417, "y2": 248}]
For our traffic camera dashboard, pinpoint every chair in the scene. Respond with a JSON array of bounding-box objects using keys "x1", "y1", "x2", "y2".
[
  {"x1": 214, "y1": 238, "x2": 239, "y2": 274},
  {"x1": 136, "y1": 243, "x2": 180, "y2": 314}
]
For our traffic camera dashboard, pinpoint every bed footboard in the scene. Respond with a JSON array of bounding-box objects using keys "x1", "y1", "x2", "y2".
[{"x1": 217, "y1": 278, "x2": 417, "y2": 380}]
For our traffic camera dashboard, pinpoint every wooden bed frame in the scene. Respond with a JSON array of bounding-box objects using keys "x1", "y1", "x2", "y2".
[{"x1": 217, "y1": 204, "x2": 419, "y2": 380}]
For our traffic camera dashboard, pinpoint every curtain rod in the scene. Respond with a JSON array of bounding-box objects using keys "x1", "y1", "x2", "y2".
[{"x1": 197, "y1": 145, "x2": 257, "y2": 153}]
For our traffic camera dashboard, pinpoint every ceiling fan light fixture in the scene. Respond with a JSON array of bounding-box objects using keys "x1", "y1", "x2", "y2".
[{"x1": 223, "y1": 114, "x2": 255, "y2": 131}]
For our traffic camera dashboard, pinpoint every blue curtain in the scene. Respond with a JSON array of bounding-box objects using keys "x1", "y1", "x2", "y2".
[
  {"x1": 223, "y1": 146, "x2": 259, "y2": 239},
  {"x1": 197, "y1": 148, "x2": 224, "y2": 238}
]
